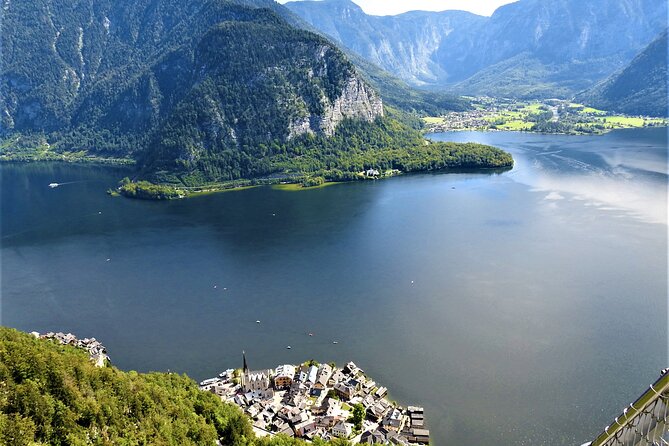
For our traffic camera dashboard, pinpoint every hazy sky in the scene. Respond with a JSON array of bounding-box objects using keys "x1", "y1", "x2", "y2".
[{"x1": 277, "y1": 0, "x2": 518, "y2": 16}]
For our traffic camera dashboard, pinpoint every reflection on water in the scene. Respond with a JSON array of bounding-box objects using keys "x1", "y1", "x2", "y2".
[
  {"x1": 1, "y1": 128, "x2": 667, "y2": 446},
  {"x1": 430, "y1": 128, "x2": 668, "y2": 224}
]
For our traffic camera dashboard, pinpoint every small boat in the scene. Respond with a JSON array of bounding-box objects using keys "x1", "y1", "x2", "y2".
[
  {"x1": 256, "y1": 320, "x2": 261, "y2": 324},
  {"x1": 308, "y1": 333, "x2": 313, "y2": 337},
  {"x1": 49, "y1": 183, "x2": 59, "y2": 188},
  {"x1": 286, "y1": 346, "x2": 291, "y2": 349},
  {"x1": 332, "y1": 341, "x2": 338, "y2": 344}
]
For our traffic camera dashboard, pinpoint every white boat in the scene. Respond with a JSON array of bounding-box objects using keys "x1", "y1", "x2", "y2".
[
  {"x1": 256, "y1": 320, "x2": 261, "y2": 324},
  {"x1": 49, "y1": 183, "x2": 59, "y2": 188},
  {"x1": 332, "y1": 341, "x2": 338, "y2": 344},
  {"x1": 286, "y1": 346, "x2": 291, "y2": 349}
]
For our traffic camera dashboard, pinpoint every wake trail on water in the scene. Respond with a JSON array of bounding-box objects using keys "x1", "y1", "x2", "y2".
[{"x1": 50, "y1": 180, "x2": 90, "y2": 187}]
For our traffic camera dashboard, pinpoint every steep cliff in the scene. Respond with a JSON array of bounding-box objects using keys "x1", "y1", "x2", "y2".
[
  {"x1": 136, "y1": 18, "x2": 383, "y2": 177},
  {"x1": 285, "y1": 0, "x2": 485, "y2": 85}
]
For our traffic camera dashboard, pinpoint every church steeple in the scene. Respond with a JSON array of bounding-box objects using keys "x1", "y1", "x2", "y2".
[{"x1": 241, "y1": 351, "x2": 249, "y2": 389}]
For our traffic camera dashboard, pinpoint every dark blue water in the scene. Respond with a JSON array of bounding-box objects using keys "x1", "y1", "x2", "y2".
[{"x1": 2, "y1": 128, "x2": 667, "y2": 445}]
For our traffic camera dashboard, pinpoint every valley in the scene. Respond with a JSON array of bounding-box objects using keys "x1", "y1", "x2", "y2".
[{"x1": 422, "y1": 98, "x2": 668, "y2": 135}]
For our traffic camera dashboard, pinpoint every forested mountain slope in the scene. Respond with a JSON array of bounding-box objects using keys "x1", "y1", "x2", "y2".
[{"x1": 576, "y1": 30, "x2": 668, "y2": 117}]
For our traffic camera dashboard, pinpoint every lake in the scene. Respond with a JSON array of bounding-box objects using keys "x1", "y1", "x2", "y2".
[{"x1": 1, "y1": 128, "x2": 667, "y2": 445}]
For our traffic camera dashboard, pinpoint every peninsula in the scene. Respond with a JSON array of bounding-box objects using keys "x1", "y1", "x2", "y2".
[{"x1": 200, "y1": 354, "x2": 429, "y2": 445}]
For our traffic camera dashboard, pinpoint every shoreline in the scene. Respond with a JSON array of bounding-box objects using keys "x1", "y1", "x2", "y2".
[
  {"x1": 423, "y1": 123, "x2": 669, "y2": 137},
  {"x1": 115, "y1": 165, "x2": 514, "y2": 200},
  {"x1": 0, "y1": 154, "x2": 136, "y2": 166},
  {"x1": 200, "y1": 359, "x2": 430, "y2": 444}
]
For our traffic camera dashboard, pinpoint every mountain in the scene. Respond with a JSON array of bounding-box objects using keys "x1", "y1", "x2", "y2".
[
  {"x1": 341, "y1": 51, "x2": 470, "y2": 117},
  {"x1": 576, "y1": 30, "x2": 668, "y2": 117},
  {"x1": 2, "y1": 0, "x2": 382, "y2": 140},
  {"x1": 1, "y1": 0, "x2": 510, "y2": 186},
  {"x1": 1, "y1": 0, "x2": 380, "y2": 176},
  {"x1": 285, "y1": 0, "x2": 485, "y2": 86},
  {"x1": 285, "y1": 0, "x2": 668, "y2": 98}
]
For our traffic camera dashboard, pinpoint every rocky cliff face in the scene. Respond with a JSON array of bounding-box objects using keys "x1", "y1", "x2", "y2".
[
  {"x1": 289, "y1": 74, "x2": 383, "y2": 138},
  {"x1": 285, "y1": 0, "x2": 484, "y2": 86}
]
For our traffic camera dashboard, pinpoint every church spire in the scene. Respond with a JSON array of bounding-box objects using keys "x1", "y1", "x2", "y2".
[{"x1": 242, "y1": 350, "x2": 249, "y2": 374}]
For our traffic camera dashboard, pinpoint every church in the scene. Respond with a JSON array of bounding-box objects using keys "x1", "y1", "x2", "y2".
[{"x1": 241, "y1": 352, "x2": 273, "y2": 400}]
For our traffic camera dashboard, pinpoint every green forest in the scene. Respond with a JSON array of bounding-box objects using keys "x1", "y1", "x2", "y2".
[
  {"x1": 0, "y1": 327, "x2": 352, "y2": 446},
  {"x1": 143, "y1": 116, "x2": 513, "y2": 189}
]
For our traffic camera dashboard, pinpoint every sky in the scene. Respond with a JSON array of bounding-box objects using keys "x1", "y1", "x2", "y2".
[{"x1": 277, "y1": 0, "x2": 518, "y2": 16}]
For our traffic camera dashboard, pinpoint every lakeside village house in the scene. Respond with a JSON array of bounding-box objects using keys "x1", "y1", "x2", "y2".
[
  {"x1": 31, "y1": 331, "x2": 109, "y2": 367},
  {"x1": 199, "y1": 353, "x2": 430, "y2": 444}
]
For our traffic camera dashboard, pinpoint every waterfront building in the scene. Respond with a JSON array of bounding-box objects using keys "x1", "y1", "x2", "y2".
[{"x1": 274, "y1": 364, "x2": 296, "y2": 389}]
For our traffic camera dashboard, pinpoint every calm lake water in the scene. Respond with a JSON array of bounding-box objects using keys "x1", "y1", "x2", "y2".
[{"x1": 2, "y1": 128, "x2": 667, "y2": 445}]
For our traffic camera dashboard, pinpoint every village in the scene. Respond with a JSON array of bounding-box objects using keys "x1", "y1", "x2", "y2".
[
  {"x1": 422, "y1": 97, "x2": 668, "y2": 135},
  {"x1": 31, "y1": 331, "x2": 110, "y2": 367},
  {"x1": 199, "y1": 355, "x2": 429, "y2": 445}
]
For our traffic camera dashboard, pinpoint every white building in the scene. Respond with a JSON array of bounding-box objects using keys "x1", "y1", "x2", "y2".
[
  {"x1": 274, "y1": 364, "x2": 296, "y2": 389},
  {"x1": 332, "y1": 420, "x2": 353, "y2": 438}
]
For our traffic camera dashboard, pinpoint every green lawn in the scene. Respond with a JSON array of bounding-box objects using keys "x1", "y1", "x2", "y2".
[
  {"x1": 422, "y1": 116, "x2": 446, "y2": 124},
  {"x1": 271, "y1": 182, "x2": 338, "y2": 191},
  {"x1": 521, "y1": 102, "x2": 544, "y2": 113},
  {"x1": 497, "y1": 120, "x2": 533, "y2": 131},
  {"x1": 581, "y1": 106, "x2": 607, "y2": 115},
  {"x1": 602, "y1": 116, "x2": 646, "y2": 126}
]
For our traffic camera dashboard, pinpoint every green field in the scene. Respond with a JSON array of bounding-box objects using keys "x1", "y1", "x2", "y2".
[
  {"x1": 496, "y1": 120, "x2": 533, "y2": 131},
  {"x1": 601, "y1": 116, "x2": 646, "y2": 126},
  {"x1": 271, "y1": 182, "x2": 339, "y2": 191},
  {"x1": 422, "y1": 116, "x2": 446, "y2": 124},
  {"x1": 521, "y1": 102, "x2": 544, "y2": 113},
  {"x1": 423, "y1": 98, "x2": 667, "y2": 135}
]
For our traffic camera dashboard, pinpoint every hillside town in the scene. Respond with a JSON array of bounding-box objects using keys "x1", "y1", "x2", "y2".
[
  {"x1": 31, "y1": 331, "x2": 110, "y2": 367},
  {"x1": 200, "y1": 355, "x2": 429, "y2": 444}
]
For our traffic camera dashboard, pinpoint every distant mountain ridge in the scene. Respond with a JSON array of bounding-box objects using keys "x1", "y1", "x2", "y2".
[
  {"x1": 286, "y1": 0, "x2": 485, "y2": 85},
  {"x1": 286, "y1": 0, "x2": 668, "y2": 98},
  {"x1": 576, "y1": 30, "x2": 668, "y2": 117}
]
